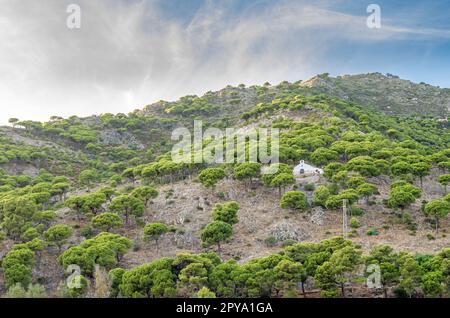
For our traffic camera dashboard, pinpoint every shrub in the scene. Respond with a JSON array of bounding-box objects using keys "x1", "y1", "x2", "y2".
[
  {"x1": 92, "y1": 213, "x2": 123, "y2": 232},
  {"x1": 4, "y1": 283, "x2": 47, "y2": 298},
  {"x1": 80, "y1": 226, "x2": 94, "y2": 239},
  {"x1": 58, "y1": 233, "x2": 132, "y2": 275},
  {"x1": 264, "y1": 236, "x2": 278, "y2": 247},
  {"x1": 312, "y1": 186, "x2": 331, "y2": 207},
  {"x1": 350, "y1": 207, "x2": 365, "y2": 216},
  {"x1": 132, "y1": 240, "x2": 142, "y2": 252},
  {"x1": 366, "y1": 228, "x2": 379, "y2": 236},
  {"x1": 196, "y1": 287, "x2": 216, "y2": 298},
  {"x1": 211, "y1": 202, "x2": 240, "y2": 225},
  {"x1": 349, "y1": 217, "x2": 360, "y2": 229},
  {"x1": 402, "y1": 212, "x2": 413, "y2": 224},
  {"x1": 281, "y1": 239, "x2": 297, "y2": 247},
  {"x1": 43, "y1": 224, "x2": 73, "y2": 250},
  {"x1": 144, "y1": 223, "x2": 169, "y2": 248},
  {"x1": 280, "y1": 191, "x2": 308, "y2": 212},
  {"x1": 60, "y1": 275, "x2": 88, "y2": 298}
]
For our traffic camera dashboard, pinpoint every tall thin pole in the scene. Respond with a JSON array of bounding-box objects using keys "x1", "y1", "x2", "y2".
[{"x1": 343, "y1": 199, "x2": 348, "y2": 240}]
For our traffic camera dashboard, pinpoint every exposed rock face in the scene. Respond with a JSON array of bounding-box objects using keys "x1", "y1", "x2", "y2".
[
  {"x1": 98, "y1": 129, "x2": 144, "y2": 149},
  {"x1": 269, "y1": 221, "x2": 310, "y2": 241},
  {"x1": 176, "y1": 209, "x2": 194, "y2": 225},
  {"x1": 300, "y1": 73, "x2": 450, "y2": 117},
  {"x1": 310, "y1": 207, "x2": 325, "y2": 226},
  {"x1": 172, "y1": 231, "x2": 199, "y2": 249},
  {"x1": 0, "y1": 162, "x2": 39, "y2": 177}
]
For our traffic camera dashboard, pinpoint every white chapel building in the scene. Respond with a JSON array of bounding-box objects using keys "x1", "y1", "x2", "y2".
[{"x1": 293, "y1": 160, "x2": 323, "y2": 176}]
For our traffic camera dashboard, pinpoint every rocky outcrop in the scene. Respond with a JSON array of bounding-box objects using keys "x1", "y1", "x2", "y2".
[
  {"x1": 269, "y1": 221, "x2": 310, "y2": 241},
  {"x1": 300, "y1": 73, "x2": 450, "y2": 118},
  {"x1": 98, "y1": 129, "x2": 144, "y2": 150}
]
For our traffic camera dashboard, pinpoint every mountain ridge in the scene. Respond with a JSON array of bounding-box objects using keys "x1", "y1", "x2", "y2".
[{"x1": 299, "y1": 72, "x2": 450, "y2": 118}]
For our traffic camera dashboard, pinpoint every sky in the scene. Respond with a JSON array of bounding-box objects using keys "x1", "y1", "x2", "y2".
[{"x1": 0, "y1": 0, "x2": 450, "y2": 124}]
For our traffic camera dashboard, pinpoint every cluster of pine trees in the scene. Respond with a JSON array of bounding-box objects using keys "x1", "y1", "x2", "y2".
[{"x1": 0, "y1": 82, "x2": 449, "y2": 297}]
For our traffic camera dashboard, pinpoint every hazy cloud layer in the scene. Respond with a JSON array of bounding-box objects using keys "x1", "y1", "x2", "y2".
[{"x1": 0, "y1": 0, "x2": 449, "y2": 124}]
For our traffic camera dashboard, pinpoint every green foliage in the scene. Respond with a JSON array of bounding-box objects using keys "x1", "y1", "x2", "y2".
[
  {"x1": 1, "y1": 77, "x2": 450, "y2": 298},
  {"x1": 33, "y1": 210, "x2": 57, "y2": 229},
  {"x1": 92, "y1": 213, "x2": 123, "y2": 232},
  {"x1": 108, "y1": 268, "x2": 126, "y2": 298},
  {"x1": 323, "y1": 162, "x2": 345, "y2": 180},
  {"x1": 43, "y1": 224, "x2": 73, "y2": 250},
  {"x1": 102, "y1": 235, "x2": 450, "y2": 298},
  {"x1": 366, "y1": 228, "x2": 379, "y2": 236},
  {"x1": 8, "y1": 118, "x2": 19, "y2": 127},
  {"x1": 79, "y1": 169, "x2": 98, "y2": 189},
  {"x1": 201, "y1": 221, "x2": 233, "y2": 252},
  {"x1": 20, "y1": 227, "x2": 39, "y2": 242},
  {"x1": 356, "y1": 183, "x2": 378, "y2": 202},
  {"x1": 438, "y1": 174, "x2": 450, "y2": 193},
  {"x1": 312, "y1": 186, "x2": 331, "y2": 207},
  {"x1": 0, "y1": 196, "x2": 39, "y2": 240},
  {"x1": 314, "y1": 246, "x2": 362, "y2": 297},
  {"x1": 270, "y1": 173, "x2": 295, "y2": 196},
  {"x1": 311, "y1": 148, "x2": 338, "y2": 166},
  {"x1": 325, "y1": 189, "x2": 359, "y2": 210},
  {"x1": 273, "y1": 259, "x2": 305, "y2": 295},
  {"x1": 1, "y1": 245, "x2": 36, "y2": 288},
  {"x1": 349, "y1": 217, "x2": 360, "y2": 229},
  {"x1": 164, "y1": 95, "x2": 220, "y2": 116},
  {"x1": 198, "y1": 168, "x2": 226, "y2": 189},
  {"x1": 179, "y1": 262, "x2": 209, "y2": 293},
  {"x1": 411, "y1": 162, "x2": 431, "y2": 186},
  {"x1": 421, "y1": 271, "x2": 444, "y2": 297},
  {"x1": 346, "y1": 156, "x2": 380, "y2": 177},
  {"x1": 264, "y1": 236, "x2": 278, "y2": 247},
  {"x1": 80, "y1": 226, "x2": 94, "y2": 239},
  {"x1": 397, "y1": 255, "x2": 422, "y2": 297},
  {"x1": 81, "y1": 192, "x2": 107, "y2": 216},
  {"x1": 261, "y1": 164, "x2": 292, "y2": 185},
  {"x1": 424, "y1": 200, "x2": 450, "y2": 233},
  {"x1": 130, "y1": 186, "x2": 158, "y2": 206},
  {"x1": 144, "y1": 223, "x2": 170, "y2": 246},
  {"x1": 388, "y1": 183, "x2": 421, "y2": 210},
  {"x1": 196, "y1": 287, "x2": 216, "y2": 298},
  {"x1": 364, "y1": 245, "x2": 401, "y2": 297},
  {"x1": 65, "y1": 196, "x2": 88, "y2": 220},
  {"x1": 211, "y1": 201, "x2": 240, "y2": 225},
  {"x1": 391, "y1": 161, "x2": 412, "y2": 177},
  {"x1": 280, "y1": 191, "x2": 308, "y2": 212},
  {"x1": 109, "y1": 195, "x2": 145, "y2": 225},
  {"x1": 98, "y1": 187, "x2": 116, "y2": 202},
  {"x1": 3, "y1": 283, "x2": 47, "y2": 298},
  {"x1": 61, "y1": 275, "x2": 89, "y2": 298},
  {"x1": 58, "y1": 232, "x2": 132, "y2": 275},
  {"x1": 118, "y1": 257, "x2": 177, "y2": 298},
  {"x1": 233, "y1": 163, "x2": 261, "y2": 184}
]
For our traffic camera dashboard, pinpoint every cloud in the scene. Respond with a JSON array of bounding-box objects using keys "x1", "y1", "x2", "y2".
[{"x1": 0, "y1": 0, "x2": 448, "y2": 124}]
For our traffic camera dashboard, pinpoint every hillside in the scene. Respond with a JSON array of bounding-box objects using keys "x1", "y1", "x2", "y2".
[
  {"x1": 0, "y1": 74, "x2": 449, "y2": 299},
  {"x1": 300, "y1": 73, "x2": 450, "y2": 118}
]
